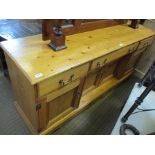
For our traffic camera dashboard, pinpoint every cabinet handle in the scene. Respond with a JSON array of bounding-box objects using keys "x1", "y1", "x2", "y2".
[
  {"x1": 132, "y1": 47, "x2": 136, "y2": 51},
  {"x1": 103, "y1": 58, "x2": 107, "y2": 65},
  {"x1": 128, "y1": 49, "x2": 131, "y2": 53},
  {"x1": 70, "y1": 74, "x2": 75, "y2": 81},
  {"x1": 59, "y1": 80, "x2": 65, "y2": 86},
  {"x1": 144, "y1": 42, "x2": 148, "y2": 47},
  {"x1": 97, "y1": 62, "x2": 101, "y2": 67},
  {"x1": 59, "y1": 74, "x2": 75, "y2": 87}
]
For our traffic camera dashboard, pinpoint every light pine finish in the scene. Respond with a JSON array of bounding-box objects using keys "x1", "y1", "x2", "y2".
[
  {"x1": 38, "y1": 63, "x2": 89, "y2": 97},
  {"x1": 90, "y1": 42, "x2": 139, "y2": 71},
  {"x1": 97, "y1": 61, "x2": 118, "y2": 86},
  {"x1": 15, "y1": 102, "x2": 37, "y2": 134},
  {"x1": 4, "y1": 54, "x2": 38, "y2": 133},
  {"x1": 83, "y1": 70, "x2": 99, "y2": 95},
  {"x1": 41, "y1": 70, "x2": 133, "y2": 135},
  {"x1": 125, "y1": 49, "x2": 146, "y2": 71},
  {"x1": 48, "y1": 90, "x2": 75, "y2": 120},
  {"x1": 1, "y1": 24, "x2": 155, "y2": 134},
  {"x1": 133, "y1": 47, "x2": 147, "y2": 56},
  {"x1": 137, "y1": 36, "x2": 155, "y2": 50},
  {"x1": 1, "y1": 25, "x2": 155, "y2": 85},
  {"x1": 46, "y1": 79, "x2": 80, "y2": 102},
  {"x1": 38, "y1": 85, "x2": 79, "y2": 130}
]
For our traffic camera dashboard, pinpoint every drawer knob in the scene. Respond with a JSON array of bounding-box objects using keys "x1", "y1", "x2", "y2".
[{"x1": 59, "y1": 80, "x2": 65, "y2": 86}]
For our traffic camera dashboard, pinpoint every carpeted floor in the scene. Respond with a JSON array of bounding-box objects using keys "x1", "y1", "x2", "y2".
[
  {"x1": 0, "y1": 74, "x2": 31, "y2": 134},
  {"x1": 0, "y1": 72, "x2": 139, "y2": 135}
]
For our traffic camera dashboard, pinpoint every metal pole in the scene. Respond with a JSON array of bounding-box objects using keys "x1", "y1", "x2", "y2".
[
  {"x1": 138, "y1": 61, "x2": 155, "y2": 87},
  {"x1": 121, "y1": 78, "x2": 155, "y2": 123}
]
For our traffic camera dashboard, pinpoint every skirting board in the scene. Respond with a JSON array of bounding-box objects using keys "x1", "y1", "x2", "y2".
[{"x1": 134, "y1": 68, "x2": 145, "y2": 79}]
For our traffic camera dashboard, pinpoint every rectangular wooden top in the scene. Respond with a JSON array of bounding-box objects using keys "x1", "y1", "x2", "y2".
[{"x1": 1, "y1": 25, "x2": 155, "y2": 85}]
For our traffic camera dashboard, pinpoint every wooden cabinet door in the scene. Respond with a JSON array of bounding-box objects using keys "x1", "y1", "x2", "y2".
[
  {"x1": 95, "y1": 61, "x2": 117, "y2": 86},
  {"x1": 114, "y1": 48, "x2": 146, "y2": 79},
  {"x1": 125, "y1": 49, "x2": 145, "y2": 71},
  {"x1": 37, "y1": 79, "x2": 85, "y2": 132},
  {"x1": 82, "y1": 61, "x2": 117, "y2": 95}
]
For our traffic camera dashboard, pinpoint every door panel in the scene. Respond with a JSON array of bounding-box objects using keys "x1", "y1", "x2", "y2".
[
  {"x1": 38, "y1": 79, "x2": 84, "y2": 131},
  {"x1": 48, "y1": 89, "x2": 75, "y2": 120},
  {"x1": 97, "y1": 61, "x2": 117, "y2": 86}
]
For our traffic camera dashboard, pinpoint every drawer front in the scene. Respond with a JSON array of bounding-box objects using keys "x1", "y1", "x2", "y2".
[
  {"x1": 125, "y1": 47, "x2": 147, "y2": 72},
  {"x1": 132, "y1": 47, "x2": 146, "y2": 56},
  {"x1": 46, "y1": 79, "x2": 80, "y2": 102},
  {"x1": 91, "y1": 42, "x2": 139, "y2": 71},
  {"x1": 38, "y1": 63, "x2": 89, "y2": 96},
  {"x1": 138, "y1": 36, "x2": 154, "y2": 50}
]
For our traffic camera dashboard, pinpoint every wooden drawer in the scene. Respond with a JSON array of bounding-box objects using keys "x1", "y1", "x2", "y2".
[
  {"x1": 132, "y1": 47, "x2": 146, "y2": 56},
  {"x1": 138, "y1": 36, "x2": 154, "y2": 50},
  {"x1": 91, "y1": 42, "x2": 139, "y2": 71},
  {"x1": 46, "y1": 79, "x2": 80, "y2": 102},
  {"x1": 38, "y1": 63, "x2": 89, "y2": 96}
]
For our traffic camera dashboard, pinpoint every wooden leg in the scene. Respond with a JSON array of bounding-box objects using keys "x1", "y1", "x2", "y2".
[{"x1": 73, "y1": 77, "x2": 86, "y2": 108}]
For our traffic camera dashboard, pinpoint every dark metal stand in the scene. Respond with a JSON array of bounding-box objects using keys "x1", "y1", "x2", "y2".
[
  {"x1": 138, "y1": 61, "x2": 155, "y2": 87},
  {"x1": 0, "y1": 36, "x2": 10, "y2": 79},
  {"x1": 121, "y1": 61, "x2": 155, "y2": 123}
]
